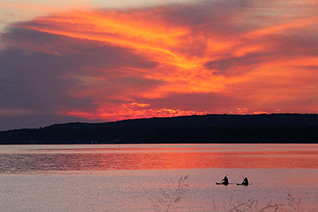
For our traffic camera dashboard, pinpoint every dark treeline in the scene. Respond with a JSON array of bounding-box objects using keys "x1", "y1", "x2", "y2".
[{"x1": 1, "y1": 114, "x2": 318, "y2": 144}]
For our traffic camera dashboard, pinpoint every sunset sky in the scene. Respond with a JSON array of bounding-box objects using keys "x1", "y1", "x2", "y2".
[{"x1": 1, "y1": 0, "x2": 318, "y2": 130}]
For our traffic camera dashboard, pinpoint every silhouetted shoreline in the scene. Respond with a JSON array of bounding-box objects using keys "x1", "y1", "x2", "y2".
[{"x1": 1, "y1": 114, "x2": 318, "y2": 144}]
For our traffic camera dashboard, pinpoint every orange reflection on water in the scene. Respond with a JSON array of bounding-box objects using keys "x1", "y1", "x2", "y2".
[{"x1": 1, "y1": 145, "x2": 318, "y2": 174}]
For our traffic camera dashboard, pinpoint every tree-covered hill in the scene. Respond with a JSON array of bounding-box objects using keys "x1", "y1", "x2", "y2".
[{"x1": 1, "y1": 114, "x2": 318, "y2": 144}]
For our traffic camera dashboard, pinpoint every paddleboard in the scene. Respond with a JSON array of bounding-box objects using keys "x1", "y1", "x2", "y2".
[
  {"x1": 236, "y1": 183, "x2": 248, "y2": 186},
  {"x1": 216, "y1": 183, "x2": 228, "y2": 185}
]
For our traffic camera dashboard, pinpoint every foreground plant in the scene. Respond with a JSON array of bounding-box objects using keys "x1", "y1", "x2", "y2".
[
  {"x1": 150, "y1": 176, "x2": 315, "y2": 212},
  {"x1": 212, "y1": 193, "x2": 316, "y2": 212},
  {"x1": 150, "y1": 175, "x2": 189, "y2": 212}
]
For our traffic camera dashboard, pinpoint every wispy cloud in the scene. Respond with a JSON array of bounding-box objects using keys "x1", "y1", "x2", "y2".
[
  {"x1": 0, "y1": 108, "x2": 35, "y2": 116},
  {"x1": 0, "y1": 0, "x2": 317, "y2": 129}
]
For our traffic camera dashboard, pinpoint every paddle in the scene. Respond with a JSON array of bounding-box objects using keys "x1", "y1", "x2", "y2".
[
  {"x1": 216, "y1": 175, "x2": 228, "y2": 185},
  {"x1": 237, "y1": 175, "x2": 244, "y2": 185}
]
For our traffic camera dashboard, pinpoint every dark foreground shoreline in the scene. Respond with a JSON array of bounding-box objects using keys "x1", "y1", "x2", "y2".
[{"x1": 1, "y1": 114, "x2": 318, "y2": 144}]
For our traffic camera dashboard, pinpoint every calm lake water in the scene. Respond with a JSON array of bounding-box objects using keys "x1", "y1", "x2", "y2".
[{"x1": 0, "y1": 144, "x2": 318, "y2": 211}]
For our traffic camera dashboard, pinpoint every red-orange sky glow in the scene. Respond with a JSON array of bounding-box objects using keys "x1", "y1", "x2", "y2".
[{"x1": 0, "y1": 0, "x2": 318, "y2": 130}]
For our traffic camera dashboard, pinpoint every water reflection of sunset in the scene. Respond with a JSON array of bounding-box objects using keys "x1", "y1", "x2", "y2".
[{"x1": 1, "y1": 144, "x2": 318, "y2": 173}]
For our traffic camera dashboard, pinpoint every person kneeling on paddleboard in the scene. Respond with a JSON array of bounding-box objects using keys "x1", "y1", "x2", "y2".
[
  {"x1": 221, "y1": 175, "x2": 229, "y2": 185},
  {"x1": 241, "y1": 177, "x2": 248, "y2": 186}
]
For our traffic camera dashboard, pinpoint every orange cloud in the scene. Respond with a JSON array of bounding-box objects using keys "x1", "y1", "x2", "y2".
[
  {"x1": 1, "y1": 0, "x2": 318, "y2": 126},
  {"x1": 12, "y1": 8, "x2": 227, "y2": 98},
  {"x1": 66, "y1": 102, "x2": 204, "y2": 121}
]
